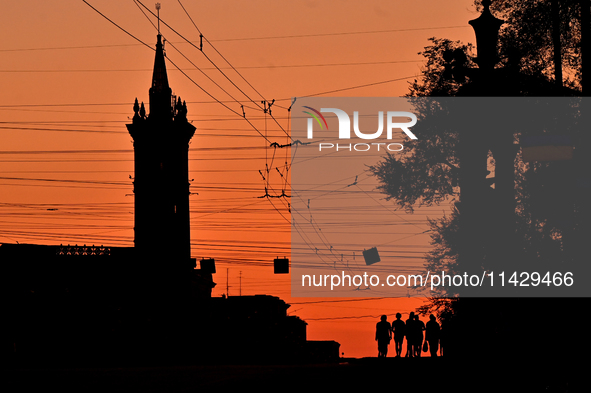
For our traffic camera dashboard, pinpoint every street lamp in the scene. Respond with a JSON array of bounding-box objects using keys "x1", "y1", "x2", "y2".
[{"x1": 469, "y1": 0, "x2": 505, "y2": 71}]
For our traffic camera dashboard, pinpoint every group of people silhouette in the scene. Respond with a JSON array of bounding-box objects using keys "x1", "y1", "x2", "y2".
[{"x1": 375, "y1": 312, "x2": 442, "y2": 358}]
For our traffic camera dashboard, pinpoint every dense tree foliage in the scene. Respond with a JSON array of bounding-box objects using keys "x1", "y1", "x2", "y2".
[
  {"x1": 491, "y1": 0, "x2": 582, "y2": 89},
  {"x1": 369, "y1": 1, "x2": 587, "y2": 319}
]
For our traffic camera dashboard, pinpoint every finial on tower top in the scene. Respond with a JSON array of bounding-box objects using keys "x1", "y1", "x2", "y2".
[{"x1": 156, "y1": 3, "x2": 161, "y2": 34}]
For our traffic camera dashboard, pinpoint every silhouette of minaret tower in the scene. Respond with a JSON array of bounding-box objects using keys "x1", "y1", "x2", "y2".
[{"x1": 127, "y1": 31, "x2": 196, "y2": 270}]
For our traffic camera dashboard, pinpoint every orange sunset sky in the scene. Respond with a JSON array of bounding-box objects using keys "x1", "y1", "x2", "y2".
[{"x1": 1, "y1": 1, "x2": 481, "y2": 358}]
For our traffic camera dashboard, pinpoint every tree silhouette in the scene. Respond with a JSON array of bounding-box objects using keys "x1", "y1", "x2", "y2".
[
  {"x1": 490, "y1": 0, "x2": 582, "y2": 89},
  {"x1": 370, "y1": 1, "x2": 590, "y2": 346}
]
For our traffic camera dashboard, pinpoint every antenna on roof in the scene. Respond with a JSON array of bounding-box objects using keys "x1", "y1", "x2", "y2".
[{"x1": 155, "y1": 3, "x2": 161, "y2": 34}]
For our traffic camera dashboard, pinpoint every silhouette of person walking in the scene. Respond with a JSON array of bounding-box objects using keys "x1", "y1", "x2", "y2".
[
  {"x1": 414, "y1": 315, "x2": 425, "y2": 357},
  {"x1": 391, "y1": 312, "x2": 405, "y2": 357},
  {"x1": 375, "y1": 315, "x2": 392, "y2": 358},
  {"x1": 405, "y1": 312, "x2": 415, "y2": 357},
  {"x1": 425, "y1": 314, "x2": 441, "y2": 357}
]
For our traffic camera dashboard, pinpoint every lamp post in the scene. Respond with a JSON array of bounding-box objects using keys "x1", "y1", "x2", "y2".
[
  {"x1": 471, "y1": 1, "x2": 518, "y2": 278},
  {"x1": 451, "y1": 1, "x2": 514, "y2": 356},
  {"x1": 456, "y1": 0, "x2": 517, "y2": 296},
  {"x1": 469, "y1": 0, "x2": 505, "y2": 72}
]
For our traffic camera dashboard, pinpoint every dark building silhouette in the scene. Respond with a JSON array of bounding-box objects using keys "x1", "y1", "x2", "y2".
[
  {"x1": 201, "y1": 295, "x2": 340, "y2": 363},
  {"x1": 3, "y1": 34, "x2": 338, "y2": 366},
  {"x1": 126, "y1": 33, "x2": 195, "y2": 269}
]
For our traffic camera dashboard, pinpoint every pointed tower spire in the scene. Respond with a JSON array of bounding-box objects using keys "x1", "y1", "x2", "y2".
[
  {"x1": 151, "y1": 34, "x2": 169, "y2": 92},
  {"x1": 149, "y1": 33, "x2": 172, "y2": 119}
]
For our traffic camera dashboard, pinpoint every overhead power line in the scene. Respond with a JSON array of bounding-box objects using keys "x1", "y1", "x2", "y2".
[
  {"x1": 211, "y1": 25, "x2": 470, "y2": 42},
  {"x1": 0, "y1": 59, "x2": 422, "y2": 73},
  {"x1": 81, "y1": 1, "x2": 153, "y2": 50},
  {"x1": 298, "y1": 75, "x2": 420, "y2": 97},
  {"x1": 135, "y1": 0, "x2": 265, "y2": 111},
  {"x1": 0, "y1": 25, "x2": 468, "y2": 52},
  {"x1": 82, "y1": 0, "x2": 275, "y2": 144}
]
